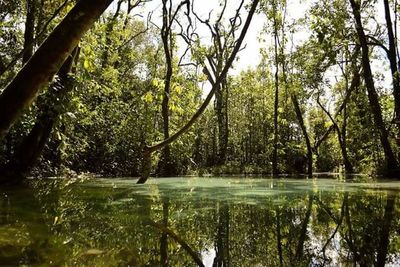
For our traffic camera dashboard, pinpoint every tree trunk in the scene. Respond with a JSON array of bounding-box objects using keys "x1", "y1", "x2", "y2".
[
  {"x1": 0, "y1": 0, "x2": 114, "y2": 141},
  {"x1": 349, "y1": 0, "x2": 398, "y2": 172},
  {"x1": 2, "y1": 0, "x2": 37, "y2": 169},
  {"x1": 341, "y1": 97, "x2": 353, "y2": 173},
  {"x1": 22, "y1": 0, "x2": 36, "y2": 64},
  {"x1": 317, "y1": 96, "x2": 353, "y2": 173},
  {"x1": 159, "y1": 0, "x2": 174, "y2": 176},
  {"x1": 313, "y1": 64, "x2": 360, "y2": 152},
  {"x1": 215, "y1": 80, "x2": 229, "y2": 165},
  {"x1": 291, "y1": 94, "x2": 313, "y2": 177},
  {"x1": 272, "y1": 16, "x2": 279, "y2": 177},
  {"x1": 383, "y1": 0, "x2": 400, "y2": 124}
]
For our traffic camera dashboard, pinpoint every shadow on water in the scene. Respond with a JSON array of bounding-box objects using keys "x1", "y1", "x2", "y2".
[{"x1": 0, "y1": 177, "x2": 399, "y2": 266}]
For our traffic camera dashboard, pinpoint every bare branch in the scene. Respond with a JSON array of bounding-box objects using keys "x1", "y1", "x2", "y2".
[
  {"x1": 145, "y1": 0, "x2": 259, "y2": 154},
  {"x1": 366, "y1": 34, "x2": 390, "y2": 55}
]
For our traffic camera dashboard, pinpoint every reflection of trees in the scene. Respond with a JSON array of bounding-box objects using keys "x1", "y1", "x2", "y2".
[
  {"x1": 149, "y1": 219, "x2": 205, "y2": 267},
  {"x1": 294, "y1": 193, "x2": 313, "y2": 261},
  {"x1": 213, "y1": 202, "x2": 230, "y2": 267},
  {"x1": 377, "y1": 194, "x2": 396, "y2": 267},
  {"x1": 160, "y1": 198, "x2": 169, "y2": 266},
  {"x1": 278, "y1": 193, "x2": 314, "y2": 266},
  {"x1": 314, "y1": 193, "x2": 345, "y2": 265},
  {"x1": 341, "y1": 191, "x2": 398, "y2": 266},
  {"x1": 0, "y1": 181, "x2": 399, "y2": 266},
  {"x1": 151, "y1": 197, "x2": 205, "y2": 267},
  {"x1": 313, "y1": 190, "x2": 398, "y2": 266},
  {"x1": 276, "y1": 207, "x2": 283, "y2": 267}
]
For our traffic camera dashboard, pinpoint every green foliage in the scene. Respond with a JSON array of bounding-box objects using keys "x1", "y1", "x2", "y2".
[{"x1": 0, "y1": 0, "x2": 399, "y2": 177}]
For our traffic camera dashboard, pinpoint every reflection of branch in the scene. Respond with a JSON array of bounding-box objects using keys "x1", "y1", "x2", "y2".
[
  {"x1": 295, "y1": 193, "x2": 313, "y2": 260},
  {"x1": 376, "y1": 194, "x2": 396, "y2": 266},
  {"x1": 343, "y1": 193, "x2": 360, "y2": 263},
  {"x1": 314, "y1": 195, "x2": 345, "y2": 265},
  {"x1": 313, "y1": 196, "x2": 339, "y2": 223},
  {"x1": 148, "y1": 220, "x2": 205, "y2": 267}
]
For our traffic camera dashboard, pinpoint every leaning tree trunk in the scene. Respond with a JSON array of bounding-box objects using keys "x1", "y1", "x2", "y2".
[
  {"x1": 3, "y1": 0, "x2": 37, "y2": 167},
  {"x1": 317, "y1": 95, "x2": 354, "y2": 173},
  {"x1": 291, "y1": 94, "x2": 313, "y2": 177},
  {"x1": 349, "y1": 0, "x2": 398, "y2": 173},
  {"x1": 0, "y1": 0, "x2": 114, "y2": 141}
]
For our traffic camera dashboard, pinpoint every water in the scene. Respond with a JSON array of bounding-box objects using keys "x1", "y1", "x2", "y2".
[{"x1": 0, "y1": 177, "x2": 399, "y2": 266}]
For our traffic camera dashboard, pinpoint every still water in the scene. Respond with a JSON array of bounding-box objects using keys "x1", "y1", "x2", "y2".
[{"x1": 0, "y1": 177, "x2": 399, "y2": 266}]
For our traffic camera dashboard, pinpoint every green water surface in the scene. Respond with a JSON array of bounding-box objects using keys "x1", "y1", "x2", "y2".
[{"x1": 1, "y1": 177, "x2": 400, "y2": 266}]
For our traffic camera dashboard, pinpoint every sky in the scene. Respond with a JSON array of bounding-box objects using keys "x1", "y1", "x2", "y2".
[
  {"x1": 106, "y1": 0, "x2": 310, "y2": 73},
  {"x1": 107, "y1": 0, "x2": 391, "y2": 72},
  {"x1": 106, "y1": 0, "x2": 392, "y2": 107}
]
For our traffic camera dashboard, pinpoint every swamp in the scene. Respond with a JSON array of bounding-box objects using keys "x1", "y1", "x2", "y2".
[
  {"x1": 1, "y1": 177, "x2": 400, "y2": 266},
  {"x1": 2, "y1": 0, "x2": 400, "y2": 265}
]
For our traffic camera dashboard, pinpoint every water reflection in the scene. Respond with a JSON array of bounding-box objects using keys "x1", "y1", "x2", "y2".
[{"x1": 0, "y1": 178, "x2": 399, "y2": 266}]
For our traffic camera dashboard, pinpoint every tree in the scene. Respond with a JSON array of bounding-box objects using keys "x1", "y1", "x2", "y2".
[
  {"x1": 349, "y1": 0, "x2": 398, "y2": 173},
  {"x1": 316, "y1": 47, "x2": 361, "y2": 173},
  {"x1": 383, "y1": 0, "x2": 400, "y2": 128},
  {"x1": 22, "y1": 0, "x2": 37, "y2": 64},
  {"x1": 137, "y1": 0, "x2": 260, "y2": 184},
  {"x1": 291, "y1": 93, "x2": 313, "y2": 177},
  {"x1": 0, "y1": 0, "x2": 114, "y2": 140},
  {"x1": 264, "y1": 0, "x2": 284, "y2": 176},
  {"x1": 157, "y1": 0, "x2": 190, "y2": 176},
  {"x1": 0, "y1": 46, "x2": 80, "y2": 184}
]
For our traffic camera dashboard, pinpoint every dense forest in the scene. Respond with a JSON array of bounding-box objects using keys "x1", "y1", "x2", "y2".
[{"x1": 1, "y1": 0, "x2": 400, "y2": 184}]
